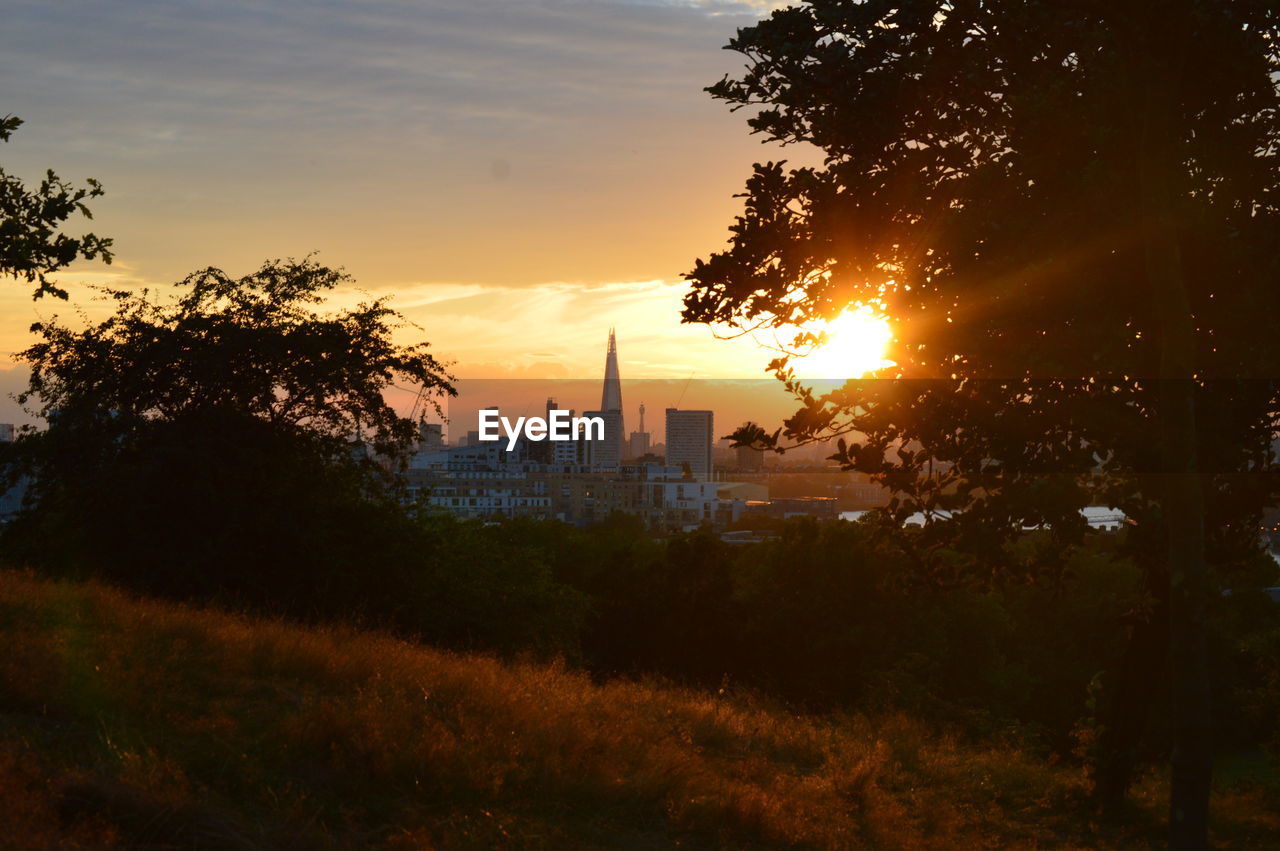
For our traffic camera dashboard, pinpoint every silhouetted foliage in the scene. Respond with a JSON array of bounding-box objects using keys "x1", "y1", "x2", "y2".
[
  {"x1": 398, "y1": 514, "x2": 1269, "y2": 768},
  {"x1": 1, "y1": 115, "x2": 113, "y2": 298},
  {"x1": 0, "y1": 258, "x2": 484, "y2": 639},
  {"x1": 684, "y1": 3, "x2": 1280, "y2": 841},
  {"x1": 16, "y1": 257, "x2": 453, "y2": 463}
]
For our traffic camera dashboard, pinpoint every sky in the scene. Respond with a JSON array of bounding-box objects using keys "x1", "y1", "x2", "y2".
[{"x1": 1, "y1": 0, "x2": 814, "y2": 426}]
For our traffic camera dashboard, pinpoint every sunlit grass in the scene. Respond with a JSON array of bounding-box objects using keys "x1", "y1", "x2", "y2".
[{"x1": 0, "y1": 568, "x2": 1275, "y2": 848}]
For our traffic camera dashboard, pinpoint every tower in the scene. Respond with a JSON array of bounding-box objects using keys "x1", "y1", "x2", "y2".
[
  {"x1": 601, "y1": 328, "x2": 624, "y2": 416},
  {"x1": 628, "y1": 402, "x2": 650, "y2": 460},
  {"x1": 594, "y1": 329, "x2": 625, "y2": 468}
]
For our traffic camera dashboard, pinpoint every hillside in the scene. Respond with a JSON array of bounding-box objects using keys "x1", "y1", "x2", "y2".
[{"x1": 0, "y1": 569, "x2": 1275, "y2": 849}]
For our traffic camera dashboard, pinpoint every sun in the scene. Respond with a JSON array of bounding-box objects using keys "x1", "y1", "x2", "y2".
[{"x1": 794, "y1": 306, "x2": 894, "y2": 379}]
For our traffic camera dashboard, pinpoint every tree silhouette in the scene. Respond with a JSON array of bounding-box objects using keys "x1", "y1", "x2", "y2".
[
  {"x1": 684, "y1": 3, "x2": 1280, "y2": 846},
  {"x1": 4, "y1": 257, "x2": 455, "y2": 600},
  {"x1": 1, "y1": 115, "x2": 113, "y2": 298},
  {"x1": 17, "y1": 257, "x2": 453, "y2": 460}
]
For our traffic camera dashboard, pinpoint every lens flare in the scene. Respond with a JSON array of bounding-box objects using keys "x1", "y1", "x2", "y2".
[{"x1": 794, "y1": 306, "x2": 894, "y2": 378}]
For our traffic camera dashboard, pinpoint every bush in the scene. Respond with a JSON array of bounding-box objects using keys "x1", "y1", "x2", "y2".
[{"x1": 1, "y1": 416, "x2": 586, "y2": 660}]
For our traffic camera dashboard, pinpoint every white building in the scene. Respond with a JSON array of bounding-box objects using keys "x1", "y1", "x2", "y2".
[{"x1": 646, "y1": 478, "x2": 721, "y2": 529}]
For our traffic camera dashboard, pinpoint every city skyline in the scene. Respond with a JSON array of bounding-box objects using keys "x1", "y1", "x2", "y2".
[{"x1": 428, "y1": 328, "x2": 848, "y2": 454}]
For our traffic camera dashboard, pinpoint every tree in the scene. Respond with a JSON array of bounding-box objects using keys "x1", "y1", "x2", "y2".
[
  {"x1": 684, "y1": 3, "x2": 1280, "y2": 846},
  {"x1": 2, "y1": 257, "x2": 455, "y2": 605},
  {"x1": 1, "y1": 115, "x2": 113, "y2": 298}
]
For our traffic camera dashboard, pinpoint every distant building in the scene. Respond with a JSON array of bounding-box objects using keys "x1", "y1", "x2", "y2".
[
  {"x1": 418, "y1": 422, "x2": 444, "y2": 451},
  {"x1": 0, "y1": 424, "x2": 25, "y2": 522},
  {"x1": 645, "y1": 476, "x2": 721, "y2": 528},
  {"x1": 1081, "y1": 505, "x2": 1127, "y2": 533},
  {"x1": 665, "y1": 409, "x2": 714, "y2": 482},
  {"x1": 404, "y1": 466, "x2": 553, "y2": 520},
  {"x1": 745, "y1": 496, "x2": 840, "y2": 520},
  {"x1": 548, "y1": 405, "x2": 590, "y2": 465},
  {"x1": 0, "y1": 477, "x2": 27, "y2": 522},
  {"x1": 735, "y1": 442, "x2": 764, "y2": 472},
  {"x1": 718, "y1": 481, "x2": 769, "y2": 502},
  {"x1": 598, "y1": 330, "x2": 625, "y2": 464},
  {"x1": 392, "y1": 330, "x2": 743, "y2": 529},
  {"x1": 721, "y1": 529, "x2": 779, "y2": 545},
  {"x1": 836, "y1": 474, "x2": 888, "y2": 507},
  {"x1": 627, "y1": 402, "x2": 651, "y2": 460},
  {"x1": 583, "y1": 409, "x2": 623, "y2": 470}
]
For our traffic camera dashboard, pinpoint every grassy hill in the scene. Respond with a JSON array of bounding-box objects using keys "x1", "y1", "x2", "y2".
[{"x1": 0, "y1": 569, "x2": 1275, "y2": 849}]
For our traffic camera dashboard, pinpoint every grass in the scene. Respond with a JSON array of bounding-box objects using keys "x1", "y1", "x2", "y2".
[{"x1": 0, "y1": 568, "x2": 1276, "y2": 849}]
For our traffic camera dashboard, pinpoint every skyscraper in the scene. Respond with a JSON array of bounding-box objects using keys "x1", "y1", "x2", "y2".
[
  {"x1": 601, "y1": 330, "x2": 624, "y2": 412},
  {"x1": 665, "y1": 409, "x2": 714, "y2": 482},
  {"x1": 596, "y1": 329, "x2": 625, "y2": 468},
  {"x1": 583, "y1": 409, "x2": 623, "y2": 469}
]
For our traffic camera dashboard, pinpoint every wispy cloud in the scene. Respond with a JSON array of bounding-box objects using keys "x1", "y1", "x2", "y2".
[
  {"x1": 3, "y1": 0, "x2": 781, "y2": 288},
  {"x1": 1, "y1": 0, "x2": 793, "y2": 408},
  {"x1": 330, "y1": 276, "x2": 775, "y2": 379}
]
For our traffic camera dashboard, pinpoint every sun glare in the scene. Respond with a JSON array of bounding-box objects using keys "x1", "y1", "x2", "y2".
[{"x1": 795, "y1": 306, "x2": 894, "y2": 378}]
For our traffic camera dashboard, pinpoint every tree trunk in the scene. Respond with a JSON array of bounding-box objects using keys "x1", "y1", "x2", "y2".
[
  {"x1": 1158, "y1": 378, "x2": 1212, "y2": 851},
  {"x1": 1135, "y1": 12, "x2": 1213, "y2": 843},
  {"x1": 1095, "y1": 557, "x2": 1169, "y2": 819},
  {"x1": 1140, "y1": 121, "x2": 1213, "y2": 851},
  {"x1": 1161, "y1": 418, "x2": 1213, "y2": 849}
]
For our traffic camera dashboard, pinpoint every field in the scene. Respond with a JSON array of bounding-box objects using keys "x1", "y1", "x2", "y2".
[{"x1": 0, "y1": 568, "x2": 1276, "y2": 849}]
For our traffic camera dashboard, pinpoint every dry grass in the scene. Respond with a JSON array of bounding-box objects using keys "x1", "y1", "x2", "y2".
[{"x1": 0, "y1": 568, "x2": 1275, "y2": 849}]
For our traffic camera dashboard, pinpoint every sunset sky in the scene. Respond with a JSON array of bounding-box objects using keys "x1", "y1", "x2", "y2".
[{"x1": 0, "y1": 0, "x2": 819, "y2": 424}]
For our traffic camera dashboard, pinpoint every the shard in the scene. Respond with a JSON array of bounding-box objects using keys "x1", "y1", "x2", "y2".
[
  {"x1": 591, "y1": 329, "x2": 626, "y2": 468},
  {"x1": 601, "y1": 328, "x2": 624, "y2": 416}
]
